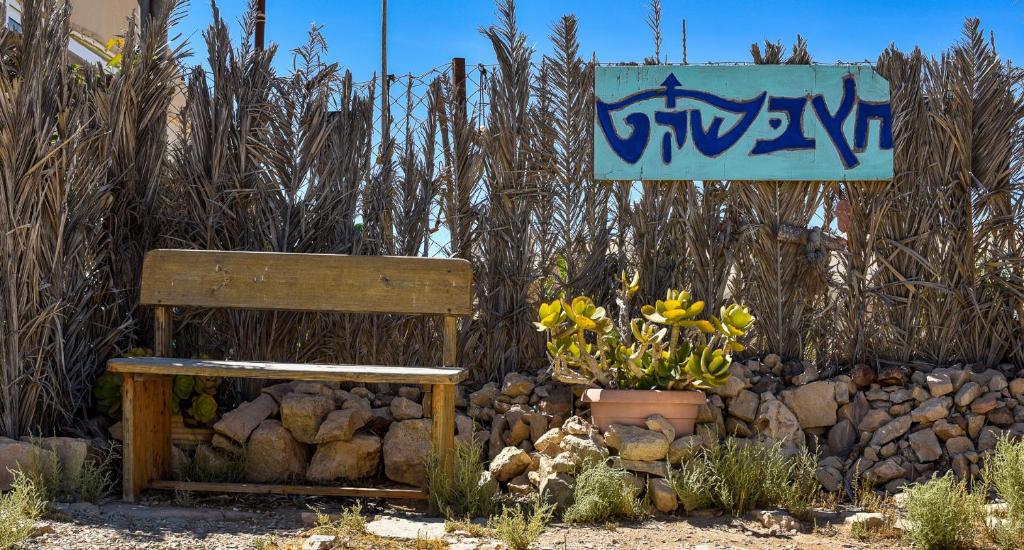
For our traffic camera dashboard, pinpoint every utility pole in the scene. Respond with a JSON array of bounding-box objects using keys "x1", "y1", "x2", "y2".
[
  {"x1": 380, "y1": 0, "x2": 391, "y2": 151},
  {"x1": 682, "y1": 19, "x2": 688, "y2": 65},
  {"x1": 255, "y1": 0, "x2": 266, "y2": 51}
]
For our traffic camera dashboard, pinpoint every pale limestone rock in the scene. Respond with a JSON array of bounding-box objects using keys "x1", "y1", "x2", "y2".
[
  {"x1": 389, "y1": 396, "x2": 423, "y2": 421},
  {"x1": 868, "y1": 415, "x2": 911, "y2": 447},
  {"x1": 280, "y1": 392, "x2": 335, "y2": 444},
  {"x1": 489, "y1": 446, "x2": 532, "y2": 482},
  {"x1": 754, "y1": 398, "x2": 804, "y2": 449},
  {"x1": 314, "y1": 408, "x2": 371, "y2": 443},
  {"x1": 307, "y1": 434, "x2": 381, "y2": 482},
  {"x1": 383, "y1": 419, "x2": 433, "y2": 487},
  {"x1": 727, "y1": 390, "x2": 759, "y2": 423},
  {"x1": 648, "y1": 477, "x2": 678, "y2": 513},
  {"x1": 21, "y1": 437, "x2": 89, "y2": 493},
  {"x1": 501, "y1": 373, "x2": 534, "y2": 398},
  {"x1": 245, "y1": 420, "x2": 307, "y2": 483},
  {"x1": 214, "y1": 393, "x2": 279, "y2": 444},
  {"x1": 645, "y1": 414, "x2": 675, "y2": 442},
  {"x1": 534, "y1": 428, "x2": 564, "y2": 455},
  {"x1": 908, "y1": 429, "x2": 941, "y2": 462},
  {"x1": 780, "y1": 381, "x2": 838, "y2": 429},
  {"x1": 604, "y1": 424, "x2": 669, "y2": 461},
  {"x1": 926, "y1": 372, "x2": 954, "y2": 397},
  {"x1": 668, "y1": 434, "x2": 703, "y2": 464}
]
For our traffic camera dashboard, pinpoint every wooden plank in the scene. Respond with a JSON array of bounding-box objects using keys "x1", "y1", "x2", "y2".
[
  {"x1": 122, "y1": 374, "x2": 172, "y2": 502},
  {"x1": 431, "y1": 383, "x2": 456, "y2": 479},
  {"x1": 139, "y1": 250, "x2": 473, "y2": 315},
  {"x1": 153, "y1": 306, "x2": 172, "y2": 356},
  {"x1": 148, "y1": 480, "x2": 427, "y2": 500},
  {"x1": 108, "y1": 357, "x2": 469, "y2": 384}
]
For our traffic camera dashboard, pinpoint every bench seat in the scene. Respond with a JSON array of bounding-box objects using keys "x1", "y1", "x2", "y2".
[{"x1": 108, "y1": 357, "x2": 468, "y2": 385}]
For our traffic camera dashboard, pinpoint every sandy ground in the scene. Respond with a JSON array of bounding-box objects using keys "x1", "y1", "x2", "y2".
[{"x1": 21, "y1": 494, "x2": 905, "y2": 550}]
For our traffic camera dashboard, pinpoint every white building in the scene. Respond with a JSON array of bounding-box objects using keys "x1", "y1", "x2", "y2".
[{"x1": 3, "y1": 0, "x2": 152, "y2": 65}]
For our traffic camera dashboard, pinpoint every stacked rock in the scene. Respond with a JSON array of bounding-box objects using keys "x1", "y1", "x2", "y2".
[{"x1": 199, "y1": 381, "x2": 483, "y2": 486}]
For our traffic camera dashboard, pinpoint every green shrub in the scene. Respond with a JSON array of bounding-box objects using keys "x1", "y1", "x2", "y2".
[
  {"x1": 984, "y1": 436, "x2": 1024, "y2": 549},
  {"x1": 667, "y1": 438, "x2": 818, "y2": 517},
  {"x1": 986, "y1": 435, "x2": 1024, "y2": 522},
  {"x1": 491, "y1": 499, "x2": 555, "y2": 550},
  {"x1": 76, "y1": 447, "x2": 116, "y2": 503},
  {"x1": 426, "y1": 438, "x2": 496, "y2": 519},
  {"x1": 0, "y1": 470, "x2": 47, "y2": 550},
  {"x1": 563, "y1": 459, "x2": 645, "y2": 524},
  {"x1": 903, "y1": 473, "x2": 984, "y2": 550}
]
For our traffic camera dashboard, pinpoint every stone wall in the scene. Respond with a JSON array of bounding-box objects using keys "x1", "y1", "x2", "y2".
[{"x1": 185, "y1": 359, "x2": 1023, "y2": 505}]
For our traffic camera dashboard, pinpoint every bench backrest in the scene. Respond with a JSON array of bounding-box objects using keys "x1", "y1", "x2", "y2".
[{"x1": 140, "y1": 249, "x2": 473, "y2": 316}]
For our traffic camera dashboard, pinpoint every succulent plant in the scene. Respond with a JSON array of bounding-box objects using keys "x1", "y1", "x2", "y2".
[
  {"x1": 172, "y1": 375, "x2": 195, "y2": 400},
  {"x1": 536, "y1": 272, "x2": 754, "y2": 391},
  {"x1": 93, "y1": 372, "x2": 122, "y2": 419},
  {"x1": 186, "y1": 394, "x2": 217, "y2": 424},
  {"x1": 193, "y1": 376, "x2": 219, "y2": 396}
]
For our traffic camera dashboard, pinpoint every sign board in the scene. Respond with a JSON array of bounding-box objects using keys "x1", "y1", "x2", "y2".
[{"x1": 593, "y1": 65, "x2": 893, "y2": 181}]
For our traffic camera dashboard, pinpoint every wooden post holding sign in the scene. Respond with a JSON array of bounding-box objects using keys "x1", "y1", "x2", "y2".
[{"x1": 593, "y1": 65, "x2": 893, "y2": 181}]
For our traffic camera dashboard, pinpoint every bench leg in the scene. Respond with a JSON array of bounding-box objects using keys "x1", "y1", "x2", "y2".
[
  {"x1": 122, "y1": 373, "x2": 173, "y2": 502},
  {"x1": 430, "y1": 383, "x2": 456, "y2": 478}
]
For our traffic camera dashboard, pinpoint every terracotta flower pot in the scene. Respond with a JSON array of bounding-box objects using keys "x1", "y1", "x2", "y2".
[{"x1": 582, "y1": 388, "x2": 706, "y2": 436}]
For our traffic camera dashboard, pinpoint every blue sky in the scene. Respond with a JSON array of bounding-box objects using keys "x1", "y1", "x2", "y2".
[{"x1": 173, "y1": 1, "x2": 1024, "y2": 77}]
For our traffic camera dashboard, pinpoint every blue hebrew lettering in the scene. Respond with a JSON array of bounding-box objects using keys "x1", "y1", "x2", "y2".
[
  {"x1": 751, "y1": 96, "x2": 815, "y2": 155},
  {"x1": 595, "y1": 107, "x2": 651, "y2": 164},
  {"x1": 654, "y1": 111, "x2": 687, "y2": 163},
  {"x1": 812, "y1": 75, "x2": 859, "y2": 169},
  {"x1": 689, "y1": 91, "x2": 766, "y2": 157},
  {"x1": 854, "y1": 101, "x2": 893, "y2": 151}
]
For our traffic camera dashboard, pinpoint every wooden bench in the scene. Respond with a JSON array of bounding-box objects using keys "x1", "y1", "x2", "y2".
[{"x1": 108, "y1": 249, "x2": 472, "y2": 502}]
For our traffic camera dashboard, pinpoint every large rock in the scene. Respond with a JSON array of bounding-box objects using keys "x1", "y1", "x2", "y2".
[
  {"x1": 648, "y1": 477, "x2": 678, "y2": 513},
  {"x1": 539, "y1": 472, "x2": 574, "y2": 513},
  {"x1": 559, "y1": 433, "x2": 609, "y2": 462},
  {"x1": 534, "y1": 428, "x2": 564, "y2": 455},
  {"x1": 727, "y1": 390, "x2": 759, "y2": 423},
  {"x1": 604, "y1": 424, "x2": 669, "y2": 461},
  {"x1": 954, "y1": 382, "x2": 983, "y2": 408},
  {"x1": 469, "y1": 383, "x2": 498, "y2": 407},
  {"x1": 383, "y1": 419, "x2": 432, "y2": 487},
  {"x1": 214, "y1": 393, "x2": 279, "y2": 444},
  {"x1": 858, "y1": 409, "x2": 893, "y2": 432},
  {"x1": 780, "y1": 381, "x2": 838, "y2": 429},
  {"x1": 314, "y1": 408, "x2": 371, "y2": 443},
  {"x1": 869, "y1": 414, "x2": 912, "y2": 447},
  {"x1": 0, "y1": 438, "x2": 57, "y2": 491},
  {"x1": 645, "y1": 414, "x2": 675, "y2": 443},
  {"x1": 668, "y1": 435, "x2": 703, "y2": 464},
  {"x1": 280, "y1": 392, "x2": 335, "y2": 444},
  {"x1": 307, "y1": 434, "x2": 381, "y2": 482},
  {"x1": 754, "y1": 397, "x2": 804, "y2": 449},
  {"x1": 865, "y1": 458, "x2": 904, "y2": 485},
  {"x1": 389, "y1": 397, "x2": 423, "y2": 421},
  {"x1": 827, "y1": 419, "x2": 857, "y2": 457},
  {"x1": 245, "y1": 420, "x2": 308, "y2": 483},
  {"x1": 22, "y1": 437, "x2": 90, "y2": 493},
  {"x1": 501, "y1": 373, "x2": 534, "y2": 398},
  {"x1": 908, "y1": 429, "x2": 942, "y2": 462},
  {"x1": 926, "y1": 372, "x2": 954, "y2": 397},
  {"x1": 910, "y1": 397, "x2": 951, "y2": 424},
  {"x1": 489, "y1": 446, "x2": 532, "y2": 482}
]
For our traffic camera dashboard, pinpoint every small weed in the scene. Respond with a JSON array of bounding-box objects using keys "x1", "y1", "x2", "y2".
[
  {"x1": 491, "y1": 499, "x2": 555, "y2": 550},
  {"x1": 176, "y1": 445, "x2": 247, "y2": 483},
  {"x1": 77, "y1": 450, "x2": 116, "y2": 503},
  {"x1": 312, "y1": 501, "x2": 367, "y2": 537},
  {"x1": 426, "y1": 439, "x2": 496, "y2": 519},
  {"x1": 0, "y1": 470, "x2": 47, "y2": 550},
  {"x1": 667, "y1": 438, "x2": 818, "y2": 517},
  {"x1": 21, "y1": 445, "x2": 62, "y2": 502},
  {"x1": 444, "y1": 518, "x2": 493, "y2": 538},
  {"x1": 413, "y1": 534, "x2": 447, "y2": 549},
  {"x1": 904, "y1": 473, "x2": 984, "y2": 550},
  {"x1": 563, "y1": 459, "x2": 644, "y2": 524}
]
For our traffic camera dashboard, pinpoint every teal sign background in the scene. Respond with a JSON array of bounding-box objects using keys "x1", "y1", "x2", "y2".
[{"x1": 593, "y1": 65, "x2": 893, "y2": 181}]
